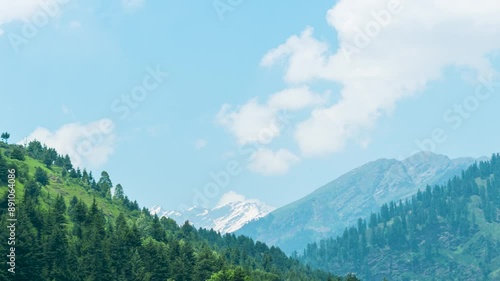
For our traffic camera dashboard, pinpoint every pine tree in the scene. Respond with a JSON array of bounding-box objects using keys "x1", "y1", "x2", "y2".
[
  {"x1": 193, "y1": 246, "x2": 223, "y2": 281},
  {"x1": 98, "y1": 171, "x2": 113, "y2": 198},
  {"x1": 82, "y1": 169, "x2": 89, "y2": 185},
  {"x1": 139, "y1": 237, "x2": 170, "y2": 281},
  {"x1": 111, "y1": 213, "x2": 133, "y2": 280},
  {"x1": 81, "y1": 199, "x2": 113, "y2": 281},
  {"x1": 42, "y1": 195, "x2": 72, "y2": 280},
  {"x1": 15, "y1": 204, "x2": 44, "y2": 280},
  {"x1": 114, "y1": 183, "x2": 125, "y2": 201},
  {"x1": 150, "y1": 214, "x2": 167, "y2": 242},
  {"x1": 178, "y1": 242, "x2": 196, "y2": 280},
  {"x1": 10, "y1": 145, "x2": 25, "y2": 160},
  {"x1": 34, "y1": 166, "x2": 49, "y2": 186},
  {"x1": 63, "y1": 154, "x2": 73, "y2": 170}
]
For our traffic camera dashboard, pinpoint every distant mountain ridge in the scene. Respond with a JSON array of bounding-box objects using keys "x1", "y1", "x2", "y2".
[
  {"x1": 150, "y1": 193, "x2": 275, "y2": 234},
  {"x1": 237, "y1": 151, "x2": 482, "y2": 254},
  {"x1": 301, "y1": 153, "x2": 500, "y2": 280}
]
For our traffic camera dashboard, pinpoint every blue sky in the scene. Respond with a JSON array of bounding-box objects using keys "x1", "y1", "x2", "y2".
[{"x1": 1, "y1": 0, "x2": 500, "y2": 210}]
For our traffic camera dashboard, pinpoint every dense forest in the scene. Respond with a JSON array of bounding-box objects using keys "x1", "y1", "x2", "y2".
[
  {"x1": 301, "y1": 154, "x2": 500, "y2": 280},
  {"x1": 0, "y1": 139, "x2": 358, "y2": 281}
]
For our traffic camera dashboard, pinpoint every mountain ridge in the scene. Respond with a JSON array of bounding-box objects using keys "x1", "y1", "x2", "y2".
[
  {"x1": 150, "y1": 192, "x2": 275, "y2": 234},
  {"x1": 237, "y1": 151, "x2": 482, "y2": 254},
  {"x1": 301, "y1": 153, "x2": 500, "y2": 280}
]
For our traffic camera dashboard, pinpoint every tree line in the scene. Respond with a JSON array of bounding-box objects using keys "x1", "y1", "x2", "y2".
[
  {"x1": 301, "y1": 154, "x2": 500, "y2": 280},
  {"x1": 0, "y1": 140, "x2": 360, "y2": 281}
]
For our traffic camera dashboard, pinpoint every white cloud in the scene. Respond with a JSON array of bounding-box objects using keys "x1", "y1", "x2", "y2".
[
  {"x1": 248, "y1": 148, "x2": 300, "y2": 175},
  {"x1": 122, "y1": 0, "x2": 145, "y2": 11},
  {"x1": 216, "y1": 86, "x2": 324, "y2": 145},
  {"x1": 217, "y1": 100, "x2": 278, "y2": 145},
  {"x1": 0, "y1": 0, "x2": 44, "y2": 26},
  {"x1": 262, "y1": 0, "x2": 500, "y2": 157},
  {"x1": 22, "y1": 119, "x2": 116, "y2": 168},
  {"x1": 261, "y1": 27, "x2": 330, "y2": 84},
  {"x1": 195, "y1": 139, "x2": 208, "y2": 149},
  {"x1": 216, "y1": 191, "x2": 246, "y2": 207},
  {"x1": 0, "y1": 0, "x2": 65, "y2": 33},
  {"x1": 268, "y1": 87, "x2": 327, "y2": 111}
]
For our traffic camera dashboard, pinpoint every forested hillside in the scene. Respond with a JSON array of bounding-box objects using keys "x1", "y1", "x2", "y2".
[
  {"x1": 0, "y1": 140, "x2": 355, "y2": 281},
  {"x1": 301, "y1": 154, "x2": 500, "y2": 281},
  {"x1": 238, "y1": 152, "x2": 475, "y2": 254}
]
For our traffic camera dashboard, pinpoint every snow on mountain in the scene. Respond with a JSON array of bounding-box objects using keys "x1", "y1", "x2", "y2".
[{"x1": 149, "y1": 191, "x2": 275, "y2": 234}]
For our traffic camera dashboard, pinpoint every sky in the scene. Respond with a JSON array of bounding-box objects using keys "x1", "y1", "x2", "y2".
[{"x1": 1, "y1": 0, "x2": 500, "y2": 211}]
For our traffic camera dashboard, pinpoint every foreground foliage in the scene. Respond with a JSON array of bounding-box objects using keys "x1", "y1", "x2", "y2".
[{"x1": 0, "y1": 141, "x2": 356, "y2": 281}]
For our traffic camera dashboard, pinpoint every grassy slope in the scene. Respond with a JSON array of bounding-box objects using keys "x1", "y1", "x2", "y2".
[
  {"x1": 0, "y1": 146, "x2": 138, "y2": 224},
  {"x1": 0, "y1": 144, "x2": 341, "y2": 281}
]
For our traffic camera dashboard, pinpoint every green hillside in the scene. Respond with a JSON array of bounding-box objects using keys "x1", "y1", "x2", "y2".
[
  {"x1": 0, "y1": 140, "x2": 356, "y2": 281},
  {"x1": 301, "y1": 154, "x2": 500, "y2": 281}
]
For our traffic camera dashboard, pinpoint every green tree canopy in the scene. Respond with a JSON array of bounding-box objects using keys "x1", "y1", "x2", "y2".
[
  {"x1": 1, "y1": 132, "x2": 10, "y2": 143},
  {"x1": 35, "y1": 166, "x2": 49, "y2": 186}
]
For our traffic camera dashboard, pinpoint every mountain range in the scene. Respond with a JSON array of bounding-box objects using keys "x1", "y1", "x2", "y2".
[
  {"x1": 237, "y1": 151, "x2": 482, "y2": 254},
  {"x1": 301, "y1": 153, "x2": 500, "y2": 280},
  {"x1": 150, "y1": 191, "x2": 275, "y2": 234},
  {"x1": 4, "y1": 138, "x2": 497, "y2": 280}
]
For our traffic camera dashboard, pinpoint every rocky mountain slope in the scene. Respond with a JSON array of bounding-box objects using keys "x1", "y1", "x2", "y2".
[{"x1": 237, "y1": 152, "x2": 481, "y2": 254}]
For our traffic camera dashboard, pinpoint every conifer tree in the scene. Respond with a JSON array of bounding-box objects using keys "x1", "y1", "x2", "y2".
[
  {"x1": 35, "y1": 166, "x2": 49, "y2": 185},
  {"x1": 98, "y1": 171, "x2": 113, "y2": 198}
]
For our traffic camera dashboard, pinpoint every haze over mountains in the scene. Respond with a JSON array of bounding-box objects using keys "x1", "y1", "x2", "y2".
[{"x1": 237, "y1": 151, "x2": 483, "y2": 254}]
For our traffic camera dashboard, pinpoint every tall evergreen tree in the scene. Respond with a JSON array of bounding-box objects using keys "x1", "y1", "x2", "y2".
[
  {"x1": 34, "y1": 167, "x2": 49, "y2": 186},
  {"x1": 98, "y1": 171, "x2": 113, "y2": 198},
  {"x1": 114, "y1": 183, "x2": 125, "y2": 201}
]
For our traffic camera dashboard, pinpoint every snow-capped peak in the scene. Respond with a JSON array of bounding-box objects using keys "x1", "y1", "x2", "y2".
[
  {"x1": 149, "y1": 205, "x2": 163, "y2": 216},
  {"x1": 150, "y1": 191, "x2": 275, "y2": 234}
]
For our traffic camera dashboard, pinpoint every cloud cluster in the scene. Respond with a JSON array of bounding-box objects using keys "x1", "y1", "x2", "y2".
[
  {"x1": 247, "y1": 148, "x2": 300, "y2": 176},
  {"x1": 23, "y1": 119, "x2": 116, "y2": 168},
  {"x1": 0, "y1": 0, "x2": 47, "y2": 33},
  {"x1": 219, "y1": 0, "x2": 500, "y2": 171},
  {"x1": 262, "y1": 0, "x2": 500, "y2": 157},
  {"x1": 216, "y1": 86, "x2": 325, "y2": 145},
  {"x1": 217, "y1": 87, "x2": 324, "y2": 175}
]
